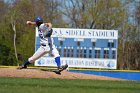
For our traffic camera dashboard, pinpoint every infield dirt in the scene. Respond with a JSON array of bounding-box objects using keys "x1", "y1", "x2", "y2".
[{"x1": 0, "y1": 68, "x2": 125, "y2": 81}]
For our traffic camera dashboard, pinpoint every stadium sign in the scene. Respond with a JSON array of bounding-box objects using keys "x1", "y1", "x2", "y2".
[{"x1": 35, "y1": 28, "x2": 118, "y2": 69}]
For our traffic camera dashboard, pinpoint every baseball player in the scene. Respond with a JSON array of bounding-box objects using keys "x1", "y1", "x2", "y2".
[{"x1": 18, "y1": 17, "x2": 68, "y2": 74}]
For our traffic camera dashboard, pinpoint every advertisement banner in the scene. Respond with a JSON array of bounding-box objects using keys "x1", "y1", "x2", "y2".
[{"x1": 35, "y1": 57, "x2": 117, "y2": 69}]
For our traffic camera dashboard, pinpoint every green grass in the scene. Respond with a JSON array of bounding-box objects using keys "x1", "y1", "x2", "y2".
[{"x1": 0, "y1": 77, "x2": 140, "y2": 93}]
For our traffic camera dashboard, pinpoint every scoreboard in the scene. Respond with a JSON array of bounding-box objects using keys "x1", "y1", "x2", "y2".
[{"x1": 35, "y1": 28, "x2": 118, "y2": 69}]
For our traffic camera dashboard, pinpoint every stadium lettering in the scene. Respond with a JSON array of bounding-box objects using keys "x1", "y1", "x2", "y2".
[
  {"x1": 65, "y1": 30, "x2": 115, "y2": 38},
  {"x1": 66, "y1": 29, "x2": 85, "y2": 36},
  {"x1": 53, "y1": 28, "x2": 117, "y2": 39},
  {"x1": 92, "y1": 31, "x2": 115, "y2": 37}
]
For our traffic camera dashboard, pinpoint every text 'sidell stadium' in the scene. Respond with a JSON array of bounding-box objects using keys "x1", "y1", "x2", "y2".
[{"x1": 35, "y1": 28, "x2": 118, "y2": 69}]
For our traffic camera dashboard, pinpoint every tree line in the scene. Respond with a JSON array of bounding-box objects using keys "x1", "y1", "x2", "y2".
[{"x1": 0, "y1": 0, "x2": 140, "y2": 70}]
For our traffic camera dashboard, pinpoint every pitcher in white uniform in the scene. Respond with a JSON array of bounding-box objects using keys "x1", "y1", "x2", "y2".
[{"x1": 18, "y1": 17, "x2": 68, "y2": 73}]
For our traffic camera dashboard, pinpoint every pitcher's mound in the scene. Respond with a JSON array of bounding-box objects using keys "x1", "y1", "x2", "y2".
[{"x1": 0, "y1": 68, "x2": 124, "y2": 81}]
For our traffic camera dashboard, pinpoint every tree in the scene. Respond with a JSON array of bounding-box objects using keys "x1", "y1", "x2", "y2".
[
  {"x1": 0, "y1": 0, "x2": 64, "y2": 65},
  {"x1": 60, "y1": 0, "x2": 89, "y2": 28},
  {"x1": 11, "y1": 16, "x2": 18, "y2": 65},
  {"x1": 0, "y1": 0, "x2": 17, "y2": 65},
  {"x1": 118, "y1": 0, "x2": 140, "y2": 70}
]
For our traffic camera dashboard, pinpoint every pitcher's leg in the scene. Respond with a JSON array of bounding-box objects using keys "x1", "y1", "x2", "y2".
[
  {"x1": 28, "y1": 47, "x2": 47, "y2": 63},
  {"x1": 51, "y1": 47, "x2": 61, "y2": 67},
  {"x1": 51, "y1": 46, "x2": 68, "y2": 71},
  {"x1": 55, "y1": 56, "x2": 61, "y2": 68},
  {"x1": 18, "y1": 46, "x2": 47, "y2": 69}
]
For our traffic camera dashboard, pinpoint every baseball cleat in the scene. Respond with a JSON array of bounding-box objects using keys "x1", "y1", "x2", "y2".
[
  {"x1": 53, "y1": 64, "x2": 68, "y2": 75},
  {"x1": 17, "y1": 65, "x2": 27, "y2": 69},
  {"x1": 59, "y1": 64, "x2": 68, "y2": 71},
  {"x1": 57, "y1": 64, "x2": 68, "y2": 72}
]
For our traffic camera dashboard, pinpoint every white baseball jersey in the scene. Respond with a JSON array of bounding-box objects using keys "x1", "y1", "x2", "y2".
[
  {"x1": 38, "y1": 23, "x2": 53, "y2": 45},
  {"x1": 28, "y1": 23, "x2": 60, "y2": 63}
]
